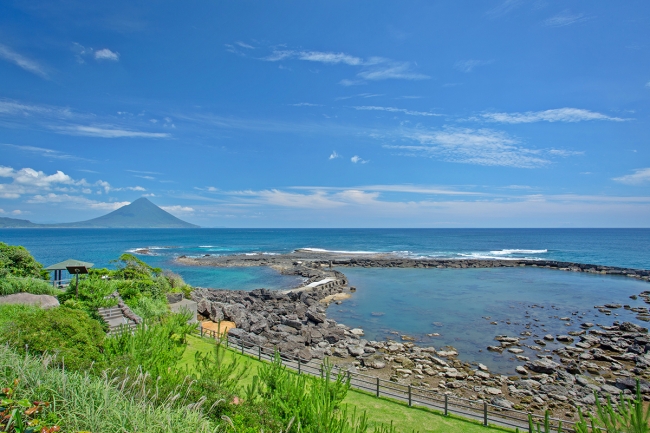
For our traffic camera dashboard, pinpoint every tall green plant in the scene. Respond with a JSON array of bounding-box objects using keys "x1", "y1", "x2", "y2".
[
  {"x1": 0, "y1": 276, "x2": 60, "y2": 296},
  {"x1": 528, "y1": 411, "x2": 562, "y2": 433},
  {"x1": 104, "y1": 312, "x2": 196, "y2": 377},
  {"x1": 0, "y1": 242, "x2": 48, "y2": 280},
  {"x1": 249, "y1": 352, "x2": 381, "y2": 433}
]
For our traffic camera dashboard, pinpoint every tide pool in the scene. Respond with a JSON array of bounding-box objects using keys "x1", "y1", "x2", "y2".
[{"x1": 327, "y1": 267, "x2": 650, "y2": 373}]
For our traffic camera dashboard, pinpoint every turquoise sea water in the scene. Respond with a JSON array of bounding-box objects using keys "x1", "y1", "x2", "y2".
[
  {"x1": 2, "y1": 228, "x2": 649, "y2": 372},
  {"x1": 328, "y1": 267, "x2": 650, "y2": 372}
]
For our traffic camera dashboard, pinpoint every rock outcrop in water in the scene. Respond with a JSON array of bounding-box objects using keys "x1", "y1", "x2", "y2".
[{"x1": 185, "y1": 250, "x2": 650, "y2": 422}]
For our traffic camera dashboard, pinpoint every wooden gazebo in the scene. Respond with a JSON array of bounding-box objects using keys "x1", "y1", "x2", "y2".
[{"x1": 45, "y1": 259, "x2": 94, "y2": 287}]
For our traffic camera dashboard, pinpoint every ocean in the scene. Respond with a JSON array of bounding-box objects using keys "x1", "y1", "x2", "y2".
[{"x1": 2, "y1": 228, "x2": 649, "y2": 373}]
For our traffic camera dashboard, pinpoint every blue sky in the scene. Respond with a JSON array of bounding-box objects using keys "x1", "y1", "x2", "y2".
[{"x1": 0, "y1": 0, "x2": 649, "y2": 227}]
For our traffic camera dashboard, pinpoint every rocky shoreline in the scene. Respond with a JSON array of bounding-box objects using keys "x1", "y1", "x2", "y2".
[{"x1": 185, "y1": 252, "x2": 650, "y2": 421}]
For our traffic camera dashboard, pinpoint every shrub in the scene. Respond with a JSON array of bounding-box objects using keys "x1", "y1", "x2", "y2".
[
  {"x1": 104, "y1": 312, "x2": 196, "y2": 377},
  {"x1": 0, "y1": 243, "x2": 48, "y2": 280},
  {"x1": 0, "y1": 306, "x2": 106, "y2": 371},
  {"x1": 0, "y1": 276, "x2": 61, "y2": 296},
  {"x1": 0, "y1": 346, "x2": 217, "y2": 433},
  {"x1": 246, "y1": 353, "x2": 378, "y2": 433},
  {"x1": 129, "y1": 296, "x2": 169, "y2": 319}
]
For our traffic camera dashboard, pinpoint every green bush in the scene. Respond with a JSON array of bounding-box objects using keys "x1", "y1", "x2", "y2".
[
  {"x1": 129, "y1": 296, "x2": 169, "y2": 319},
  {"x1": 104, "y1": 312, "x2": 196, "y2": 377},
  {"x1": 0, "y1": 276, "x2": 61, "y2": 296},
  {"x1": 244, "y1": 353, "x2": 381, "y2": 433},
  {"x1": 0, "y1": 242, "x2": 48, "y2": 280},
  {"x1": 0, "y1": 346, "x2": 217, "y2": 433},
  {"x1": 0, "y1": 306, "x2": 106, "y2": 371}
]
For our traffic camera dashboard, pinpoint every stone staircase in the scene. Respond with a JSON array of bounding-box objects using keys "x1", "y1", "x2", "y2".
[{"x1": 97, "y1": 306, "x2": 138, "y2": 335}]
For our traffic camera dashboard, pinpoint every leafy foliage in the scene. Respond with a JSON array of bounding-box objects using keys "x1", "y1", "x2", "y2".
[
  {"x1": 0, "y1": 306, "x2": 106, "y2": 371},
  {"x1": 0, "y1": 243, "x2": 48, "y2": 280},
  {"x1": 0, "y1": 379, "x2": 60, "y2": 433},
  {"x1": 104, "y1": 312, "x2": 196, "y2": 377},
  {"x1": 0, "y1": 277, "x2": 60, "y2": 296},
  {"x1": 244, "y1": 353, "x2": 382, "y2": 433},
  {"x1": 0, "y1": 346, "x2": 217, "y2": 433}
]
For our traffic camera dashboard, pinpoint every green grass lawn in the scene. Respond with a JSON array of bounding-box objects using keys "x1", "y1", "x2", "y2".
[{"x1": 183, "y1": 335, "x2": 514, "y2": 433}]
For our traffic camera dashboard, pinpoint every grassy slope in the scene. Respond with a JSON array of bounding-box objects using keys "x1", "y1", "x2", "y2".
[{"x1": 183, "y1": 335, "x2": 513, "y2": 433}]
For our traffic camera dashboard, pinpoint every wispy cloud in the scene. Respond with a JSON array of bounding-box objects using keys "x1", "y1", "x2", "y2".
[
  {"x1": 335, "y1": 93, "x2": 383, "y2": 100},
  {"x1": 0, "y1": 98, "x2": 172, "y2": 139},
  {"x1": 235, "y1": 41, "x2": 255, "y2": 49},
  {"x1": 265, "y1": 50, "x2": 363, "y2": 65},
  {"x1": 27, "y1": 193, "x2": 129, "y2": 210},
  {"x1": 161, "y1": 205, "x2": 195, "y2": 213},
  {"x1": 253, "y1": 46, "x2": 428, "y2": 83},
  {"x1": 0, "y1": 143, "x2": 94, "y2": 162},
  {"x1": 291, "y1": 184, "x2": 483, "y2": 196},
  {"x1": 329, "y1": 151, "x2": 341, "y2": 160},
  {"x1": 290, "y1": 102, "x2": 323, "y2": 107},
  {"x1": 386, "y1": 128, "x2": 550, "y2": 168},
  {"x1": 55, "y1": 125, "x2": 171, "y2": 138},
  {"x1": 0, "y1": 44, "x2": 48, "y2": 78},
  {"x1": 454, "y1": 60, "x2": 493, "y2": 73},
  {"x1": 353, "y1": 106, "x2": 441, "y2": 117},
  {"x1": 487, "y1": 0, "x2": 524, "y2": 18},
  {"x1": 94, "y1": 48, "x2": 120, "y2": 61},
  {"x1": 351, "y1": 155, "x2": 368, "y2": 164},
  {"x1": 543, "y1": 10, "x2": 592, "y2": 27},
  {"x1": 613, "y1": 168, "x2": 650, "y2": 185},
  {"x1": 481, "y1": 108, "x2": 627, "y2": 123}
]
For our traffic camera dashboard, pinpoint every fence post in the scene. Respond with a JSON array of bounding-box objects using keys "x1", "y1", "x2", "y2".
[
  {"x1": 298, "y1": 358, "x2": 301, "y2": 375},
  {"x1": 408, "y1": 385, "x2": 412, "y2": 407},
  {"x1": 444, "y1": 394, "x2": 448, "y2": 416},
  {"x1": 240, "y1": 339, "x2": 244, "y2": 355},
  {"x1": 376, "y1": 377, "x2": 380, "y2": 397},
  {"x1": 258, "y1": 346, "x2": 261, "y2": 360},
  {"x1": 200, "y1": 324, "x2": 203, "y2": 337},
  {"x1": 483, "y1": 402, "x2": 488, "y2": 427}
]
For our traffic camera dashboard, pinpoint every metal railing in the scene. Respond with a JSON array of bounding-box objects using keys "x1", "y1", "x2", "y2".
[{"x1": 199, "y1": 326, "x2": 577, "y2": 433}]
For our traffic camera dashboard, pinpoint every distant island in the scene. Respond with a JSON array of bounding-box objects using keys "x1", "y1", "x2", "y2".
[{"x1": 0, "y1": 198, "x2": 199, "y2": 228}]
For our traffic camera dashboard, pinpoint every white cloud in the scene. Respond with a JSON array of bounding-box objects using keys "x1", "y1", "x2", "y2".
[
  {"x1": 1, "y1": 143, "x2": 93, "y2": 162},
  {"x1": 266, "y1": 50, "x2": 363, "y2": 65},
  {"x1": 544, "y1": 11, "x2": 591, "y2": 27},
  {"x1": 646, "y1": 81, "x2": 650, "y2": 89},
  {"x1": 0, "y1": 165, "x2": 141, "y2": 199},
  {"x1": 0, "y1": 44, "x2": 48, "y2": 78},
  {"x1": 235, "y1": 41, "x2": 255, "y2": 49},
  {"x1": 357, "y1": 62, "x2": 429, "y2": 81},
  {"x1": 196, "y1": 186, "x2": 650, "y2": 227},
  {"x1": 351, "y1": 155, "x2": 368, "y2": 164},
  {"x1": 548, "y1": 149, "x2": 584, "y2": 157},
  {"x1": 95, "y1": 48, "x2": 120, "y2": 61},
  {"x1": 27, "y1": 193, "x2": 129, "y2": 210},
  {"x1": 454, "y1": 60, "x2": 492, "y2": 73},
  {"x1": 291, "y1": 184, "x2": 482, "y2": 196},
  {"x1": 353, "y1": 106, "x2": 441, "y2": 117},
  {"x1": 613, "y1": 168, "x2": 650, "y2": 185},
  {"x1": 387, "y1": 128, "x2": 549, "y2": 168},
  {"x1": 260, "y1": 47, "x2": 427, "y2": 83},
  {"x1": 161, "y1": 205, "x2": 195, "y2": 214},
  {"x1": 55, "y1": 125, "x2": 170, "y2": 138},
  {"x1": 482, "y1": 108, "x2": 626, "y2": 123},
  {"x1": 290, "y1": 102, "x2": 323, "y2": 107},
  {"x1": 329, "y1": 151, "x2": 341, "y2": 160}
]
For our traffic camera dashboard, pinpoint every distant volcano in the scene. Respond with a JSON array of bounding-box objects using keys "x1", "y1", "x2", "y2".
[{"x1": 0, "y1": 198, "x2": 199, "y2": 228}]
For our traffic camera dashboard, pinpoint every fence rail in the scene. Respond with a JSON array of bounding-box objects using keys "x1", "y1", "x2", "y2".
[{"x1": 199, "y1": 326, "x2": 577, "y2": 433}]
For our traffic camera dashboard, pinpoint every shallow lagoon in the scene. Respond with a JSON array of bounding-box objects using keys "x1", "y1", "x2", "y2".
[{"x1": 327, "y1": 267, "x2": 650, "y2": 374}]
